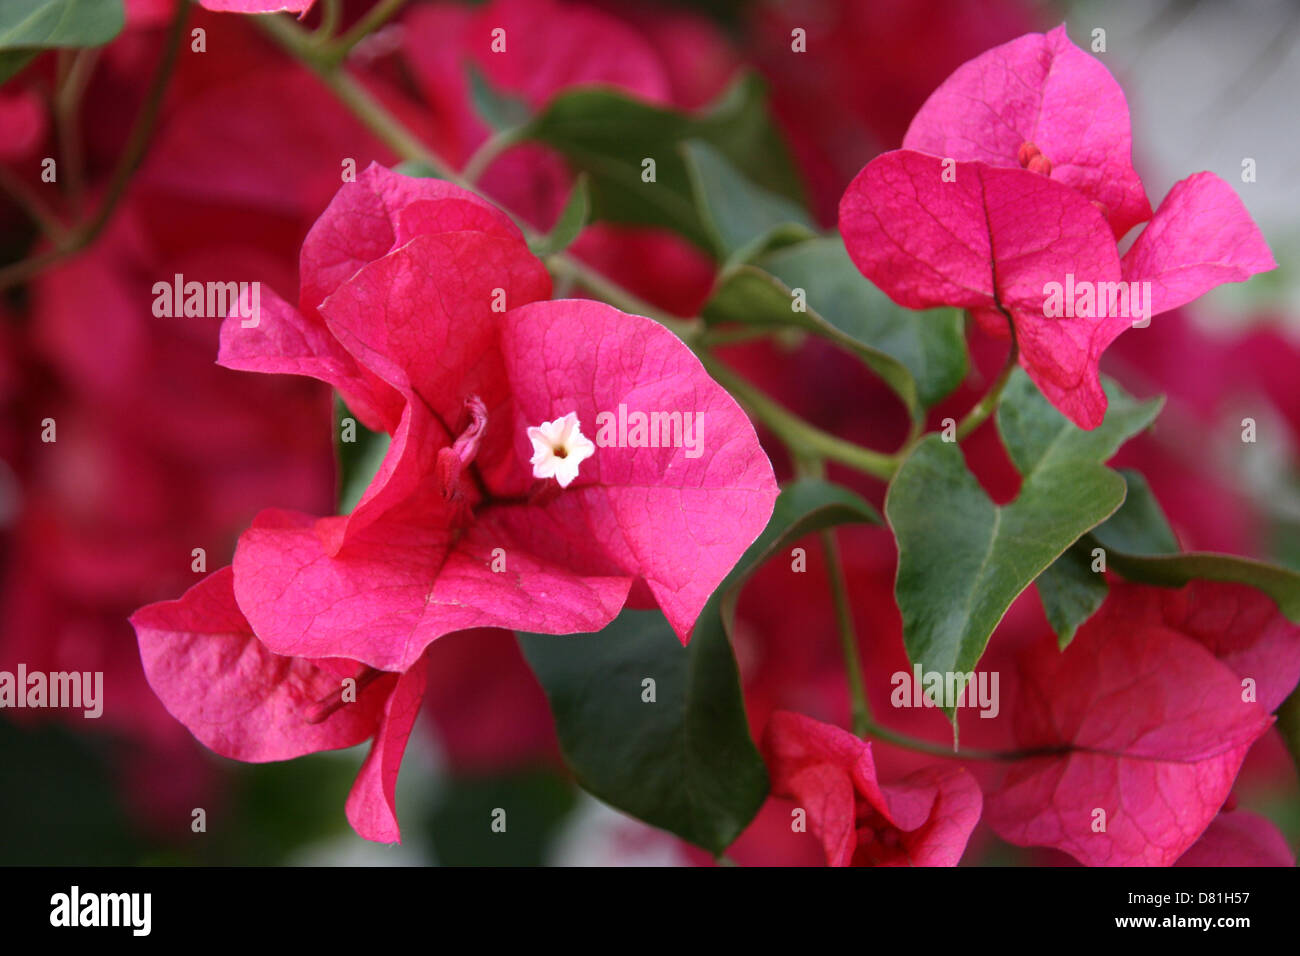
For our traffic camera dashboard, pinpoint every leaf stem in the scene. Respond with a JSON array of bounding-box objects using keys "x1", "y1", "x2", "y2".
[
  {"x1": 461, "y1": 128, "x2": 519, "y2": 185},
  {"x1": 955, "y1": 335, "x2": 1018, "y2": 441},
  {"x1": 545, "y1": 253, "x2": 694, "y2": 336},
  {"x1": 859, "y1": 719, "x2": 1062, "y2": 762},
  {"x1": 820, "y1": 528, "x2": 871, "y2": 735},
  {"x1": 698, "y1": 352, "x2": 900, "y2": 481},
  {"x1": 313, "y1": 0, "x2": 342, "y2": 42}
]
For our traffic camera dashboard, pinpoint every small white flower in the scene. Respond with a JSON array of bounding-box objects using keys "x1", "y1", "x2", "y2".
[{"x1": 526, "y1": 412, "x2": 595, "y2": 488}]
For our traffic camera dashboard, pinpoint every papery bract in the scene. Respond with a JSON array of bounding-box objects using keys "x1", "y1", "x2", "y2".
[
  {"x1": 903, "y1": 24, "x2": 1151, "y2": 239},
  {"x1": 132, "y1": 567, "x2": 425, "y2": 842},
  {"x1": 1121, "y1": 172, "x2": 1277, "y2": 316},
  {"x1": 764, "y1": 711, "x2": 982, "y2": 866},
  {"x1": 840, "y1": 150, "x2": 1125, "y2": 427},
  {"x1": 986, "y1": 581, "x2": 1290, "y2": 866}
]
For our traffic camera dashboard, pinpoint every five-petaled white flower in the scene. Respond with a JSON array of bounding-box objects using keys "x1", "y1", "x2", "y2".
[{"x1": 526, "y1": 412, "x2": 595, "y2": 488}]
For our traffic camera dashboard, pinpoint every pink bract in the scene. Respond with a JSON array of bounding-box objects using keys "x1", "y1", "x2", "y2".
[
  {"x1": 132, "y1": 567, "x2": 423, "y2": 842},
  {"x1": 986, "y1": 581, "x2": 1293, "y2": 866},
  {"x1": 903, "y1": 24, "x2": 1151, "y2": 239},
  {"x1": 764, "y1": 711, "x2": 982, "y2": 866}
]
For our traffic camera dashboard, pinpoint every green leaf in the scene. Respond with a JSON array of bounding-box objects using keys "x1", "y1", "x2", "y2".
[
  {"x1": 702, "y1": 237, "x2": 967, "y2": 418},
  {"x1": 681, "y1": 139, "x2": 813, "y2": 263},
  {"x1": 335, "y1": 397, "x2": 390, "y2": 514},
  {"x1": 888, "y1": 436, "x2": 1127, "y2": 696},
  {"x1": 1035, "y1": 540, "x2": 1108, "y2": 648},
  {"x1": 889, "y1": 372, "x2": 1161, "y2": 691},
  {"x1": 1036, "y1": 467, "x2": 1179, "y2": 648},
  {"x1": 517, "y1": 478, "x2": 878, "y2": 853},
  {"x1": 1091, "y1": 469, "x2": 1179, "y2": 556},
  {"x1": 466, "y1": 62, "x2": 532, "y2": 133},
  {"x1": 518, "y1": 72, "x2": 802, "y2": 254},
  {"x1": 1045, "y1": 465, "x2": 1300, "y2": 636},
  {"x1": 760, "y1": 238, "x2": 968, "y2": 409},
  {"x1": 1093, "y1": 472, "x2": 1300, "y2": 624},
  {"x1": 1095, "y1": 466, "x2": 1300, "y2": 624},
  {"x1": 528, "y1": 173, "x2": 590, "y2": 258},
  {"x1": 0, "y1": 0, "x2": 124, "y2": 50},
  {"x1": 996, "y1": 372, "x2": 1165, "y2": 476}
]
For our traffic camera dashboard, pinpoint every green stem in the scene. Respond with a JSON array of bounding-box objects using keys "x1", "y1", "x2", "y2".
[
  {"x1": 699, "y1": 352, "x2": 899, "y2": 481},
  {"x1": 821, "y1": 528, "x2": 871, "y2": 735},
  {"x1": 313, "y1": 0, "x2": 342, "y2": 42},
  {"x1": 0, "y1": 2, "x2": 186, "y2": 293},
  {"x1": 955, "y1": 335, "x2": 1018, "y2": 441},
  {"x1": 461, "y1": 128, "x2": 519, "y2": 185},
  {"x1": 260, "y1": 14, "x2": 461, "y2": 181},
  {"x1": 545, "y1": 253, "x2": 694, "y2": 337},
  {"x1": 859, "y1": 719, "x2": 1061, "y2": 761},
  {"x1": 327, "y1": 0, "x2": 409, "y2": 63}
]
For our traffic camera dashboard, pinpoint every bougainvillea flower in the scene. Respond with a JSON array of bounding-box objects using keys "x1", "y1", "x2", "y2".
[
  {"x1": 902, "y1": 24, "x2": 1151, "y2": 239},
  {"x1": 986, "y1": 581, "x2": 1297, "y2": 866},
  {"x1": 840, "y1": 26, "x2": 1275, "y2": 429},
  {"x1": 217, "y1": 165, "x2": 776, "y2": 672},
  {"x1": 763, "y1": 711, "x2": 982, "y2": 866},
  {"x1": 132, "y1": 567, "x2": 423, "y2": 842}
]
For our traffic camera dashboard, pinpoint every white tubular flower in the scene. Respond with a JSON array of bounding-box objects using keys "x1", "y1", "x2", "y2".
[{"x1": 526, "y1": 412, "x2": 595, "y2": 488}]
